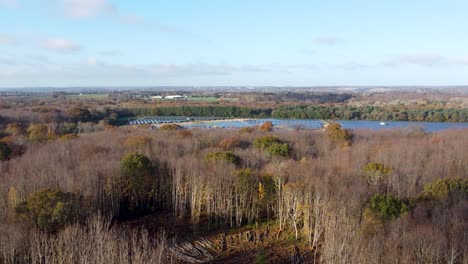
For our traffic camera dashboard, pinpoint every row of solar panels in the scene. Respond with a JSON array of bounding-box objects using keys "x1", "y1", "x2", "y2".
[
  {"x1": 129, "y1": 116, "x2": 223, "y2": 125},
  {"x1": 244, "y1": 119, "x2": 321, "y2": 124}
]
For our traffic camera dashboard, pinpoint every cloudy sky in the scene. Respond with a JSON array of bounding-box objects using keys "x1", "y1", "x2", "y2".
[{"x1": 1, "y1": 0, "x2": 468, "y2": 87}]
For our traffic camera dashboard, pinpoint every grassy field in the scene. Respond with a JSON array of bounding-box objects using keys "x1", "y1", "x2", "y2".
[
  {"x1": 188, "y1": 97, "x2": 219, "y2": 102},
  {"x1": 188, "y1": 97, "x2": 239, "y2": 102}
]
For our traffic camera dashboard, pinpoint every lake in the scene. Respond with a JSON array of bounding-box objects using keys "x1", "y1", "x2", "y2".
[
  {"x1": 184, "y1": 119, "x2": 468, "y2": 132},
  {"x1": 131, "y1": 116, "x2": 468, "y2": 132}
]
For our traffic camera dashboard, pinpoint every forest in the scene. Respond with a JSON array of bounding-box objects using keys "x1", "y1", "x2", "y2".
[
  {"x1": 271, "y1": 105, "x2": 468, "y2": 122},
  {"x1": 128, "y1": 105, "x2": 468, "y2": 122},
  {"x1": 0, "y1": 108, "x2": 467, "y2": 263}
]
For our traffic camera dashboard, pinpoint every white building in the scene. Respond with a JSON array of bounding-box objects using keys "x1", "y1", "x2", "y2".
[{"x1": 165, "y1": 95, "x2": 186, "y2": 100}]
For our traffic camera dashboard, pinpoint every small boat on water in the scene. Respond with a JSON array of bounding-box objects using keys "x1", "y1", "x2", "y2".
[{"x1": 380, "y1": 122, "x2": 389, "y2": 126}]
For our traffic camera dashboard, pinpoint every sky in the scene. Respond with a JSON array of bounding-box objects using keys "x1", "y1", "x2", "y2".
[{"x1": 1, "y1": 0, "x2": 468, "y2": 87}]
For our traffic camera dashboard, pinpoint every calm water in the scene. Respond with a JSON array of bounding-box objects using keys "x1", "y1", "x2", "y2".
[{"x1": 183, "y1": 119, "x2": 468, "y2": 132}]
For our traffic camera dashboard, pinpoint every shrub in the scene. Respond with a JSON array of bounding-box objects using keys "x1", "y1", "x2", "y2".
[
  {"x1": 205, "y1": 151, "x2": 241, "y2": 166},
  {"x1": 159, "y1": 124, "x2": 183, "y2": 130},
  {"x1": 15, "y1": 189, "x2": 83, "y2": 233},
  {"x1": 253, "y1": 136, "x2": 282, "y2": 150},
  {"x1": 176, "y1": 130, "x2": 193, "y2": 138},
  {"x1": 265, "y1": 142, "x2": 290, "y2": 157},
  {"x1": 259, "y1": 121, "x2": 273, "y2": 132},
  {"x1": 422, "y1": 178, "x2": 468, "y2": 201},
  {"x1": 362, "y1": 162, "x2": 392, "y2": 185},
  {"x1": 239, "y1": 126, "x2": 255, "y2": 133},
  {"x1": 27, "y1": 124, "x2": 50, "y2": 143},
  {"x1": 121, "y1": 153, "x2": 153, "y2": 178},
  {"x1": 326, "y1": 122, "x2": 353, "y2": 145},
  {"x1": 253, "y1": 136, "x2": 290, "y2": 157},
  {"x1": 67, "y1": 107, "x2": 92, "y2": 123},
  {"x1": 218, "y1": 137, "x2": 240, "y2": 150},
  {"x1": 119, "y1": 153, "x2": 156, "y2": 217},
  {"x1": 368, "y1": 194, "x2": 410, "y2": 220},
  {"x1": 5, "y1": 122, "x2": 25, "y2": 136},
  {"x1": 125, "y1": 136, "x2": 152, "y2": 149},
  {"x1": 407, "y1": 126, "x2": 428, "y2": 137},
  {"x1": 59, "y1": 133, "x2": 79, "y2": 141},
  {"x1": 0, "y1": 141, "x2": 12, "y2": 161}
]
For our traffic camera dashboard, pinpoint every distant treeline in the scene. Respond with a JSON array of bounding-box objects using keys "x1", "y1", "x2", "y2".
[
  {"x1": 125, "y1": 105, "x2": 468, "y2": 122},
  {"x1": 128, "y1": 106, "x2": 272, "y2": 118},
  {"x1": 271, "y1": 105, "x2": 468, "y2": 122}
]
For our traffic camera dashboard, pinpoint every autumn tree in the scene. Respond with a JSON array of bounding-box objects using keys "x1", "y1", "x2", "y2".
[
  {"x1": 125, "y1": 136, "x2": 152, "y2": 150},
  {"x1": 259, "y1": 121, "x2": 273, "y2": 132},
  {"x1": 239, "y1": 126, "x2": 255, "y2": 133},
  {"x1": 325, "y1": 122, "x2": 352, "y2": 146},
  {"x1": 27, "y1": 124, "x2": 50, "y2": 142},
  {"x1": 367, "y1": 194, "x2": 410, "y2": 220},
  {"x1": 362, "y1": 162, "x2": 392, "y2": 185},
  {"x1": 258, "y1": 174, "x2": 277, "y2": 220},
  {"x1": 5, "y1": 122, "x2": 25, "y2": 136},
  {"x1": 59, "y1": 133, "x2": 79, "y2": 141},
  {"x1": 67, "y1": 107, "x2": 92, "y2": 123},
  {"x1": 159, "y1": 124, "x2": 183, "y2": 130},
  {"x1": 119, "y1": 153, "x2": 156, "y2": 217},
  {"x1": 205, "y1": 151, "x2": 241, "y2": 166},
  {"x1": 283, "y1": 183, "x2": 305, "y2": 240},
  {"x1": 15, "y1": 189, "x2": 83, "y2": 233},
  {"x1": 218, "y1": 137, "x2": 240, "y2": 150},
  {"x1": 253, "y1": 136, "x2": 290, "y2": 157},
  {"x1": 233, "y1": 169, "x2": 258, "y2": 226},
  {"x1": 421, "y1": 178, "x2": 468, "y2": 202},
  {"x1": 265, "y1": 142, "x2": 290, "y2": 157},
  {"x1": 176, "y1": 130, "x2": 193, "y2": 138}
]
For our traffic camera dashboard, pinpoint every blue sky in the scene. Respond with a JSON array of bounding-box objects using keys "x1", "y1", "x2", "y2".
[{"x1": 1, "y1": 0, "x2": 468, "y2": 87}]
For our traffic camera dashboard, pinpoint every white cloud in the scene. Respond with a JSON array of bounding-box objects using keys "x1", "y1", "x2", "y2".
[
  {"x1": 55, "y1": 0, "x2": 115, "y2": 18},
  {"x1": 51, "y1": 0, "x2": 192, "y2": 37},
  {"x1": 41, "y1": 38, "x2": 82, "y2": 52},
  {"x1": 313, "y1": 36, "x2": 344, "y2": 46},
  {"x1": 54, "y1": 0, "x2": 144, "y2": 25}
]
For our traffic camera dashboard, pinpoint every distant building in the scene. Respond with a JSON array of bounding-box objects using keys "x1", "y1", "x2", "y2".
[{"x1": 165, "y1": 95, "x2": 186, "y2": 100}]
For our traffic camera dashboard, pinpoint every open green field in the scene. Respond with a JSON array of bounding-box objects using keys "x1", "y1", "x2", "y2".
[
  {"x1": 188, "y1": 97, "x2": 239, "y2": 102},
  {"x1": 188, "y1": 97, "x2": 219, "y2": 102}
]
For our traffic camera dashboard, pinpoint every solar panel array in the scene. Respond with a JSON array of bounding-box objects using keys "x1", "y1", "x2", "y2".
[{"x1": 129, "y1": 116, "x2": 222, "y2": 125}]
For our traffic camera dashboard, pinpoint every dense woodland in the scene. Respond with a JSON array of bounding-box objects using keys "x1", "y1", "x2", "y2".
[
  {"x1": 0, "y1": 93, "x2": 467, "y2": 263},
  {"x1": 271, "y1": 105, "x2": 468, "y2": 122},
  {"x1": 129, "y1": 104, "x2": 468, "y2": 122},
  {"x1": 0, "y1": 109, "x2": 466, "y2": 263}
]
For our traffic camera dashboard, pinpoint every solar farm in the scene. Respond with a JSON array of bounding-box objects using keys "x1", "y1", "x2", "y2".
[
  {"x1": 129, "y1": 116, "x2": 326, "y2": 129},
  {"x1": 128, "y1": 116, "x2": 223, "y2": 125}
]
